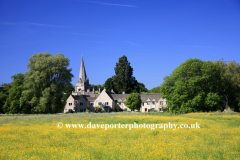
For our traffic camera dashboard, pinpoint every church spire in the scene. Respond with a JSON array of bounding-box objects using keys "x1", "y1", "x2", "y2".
[{"x1": 79, "y1": 56, "x2": 87, "y2": 81}]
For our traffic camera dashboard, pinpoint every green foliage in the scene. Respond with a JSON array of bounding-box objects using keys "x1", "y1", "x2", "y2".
[
  {"x1": 94, "y1": 106, "x2": 100, "y2": 113},
  {"x1": 104, "y1": 78, "x2": 114, "y2": 92},
  {"x1": 112, "y1": 55, "x2": 138, "y2": 94},
  {"x1": 148, "y1": 86, "x2": 161, "y2": 93},
  {"x1": 215, "y1": 59, "x2": 240, "y2": 111},
  {"x1": 135, "y1": 82, "x2": 148, "y2": 93},
  {"x1": 90, "y1": 84, "x2": 104, "y2": 92},
  {"x1": 161, "y1": 58, "x2": 223, "y2": 114},
  {"x1": 0, "y1": 83, "x2": 12, "y2": 113},
  {"x1": 103, "y1": 55, "x2": 147, "y2": 94},
  {"x1": 20, "y1": 52, "x2": 73, "y2": 113},
  {"x1": 125, "y1": 93, "x2": 142, "y2": 111},
  {"x1": 3, "y1": 73, "x2": 25, "y2": 114}
]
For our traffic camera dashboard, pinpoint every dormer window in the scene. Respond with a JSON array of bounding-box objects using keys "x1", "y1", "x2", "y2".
[{"x1": 69, "y1": 103, "x2": 72, "y2": 106}]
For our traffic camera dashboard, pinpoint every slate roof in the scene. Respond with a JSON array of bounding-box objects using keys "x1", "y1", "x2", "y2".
[
  {"x1": 108, "y1": 93, "x2": 161, "y2": 102},
  {"x1": 72, "y1": 95, "x2": 80, "y2": 100},
  {"x1": 110, "y1": 94, "x2": 129, "y2": 101},
  {"x1": 72, "y1": 92, "x2": 161, "y2": 102},
  {"x1": 84, "y1": 95, "x2": 99, "y2": 102},
  {"x1": 71, "y1": 94, "x2": 99, "y2": 101},
  {"x1": 140, "y1": 94, "x2": 161, "y2": 102}
]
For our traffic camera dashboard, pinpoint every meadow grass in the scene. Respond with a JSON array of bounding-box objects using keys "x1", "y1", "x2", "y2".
[{"x1": 0, "y1": 112, "x2": 239, "y2": 159}]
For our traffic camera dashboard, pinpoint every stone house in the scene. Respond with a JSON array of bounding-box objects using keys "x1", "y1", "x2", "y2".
[{"x1": 64, "y1": 57, "x2": 168, "y2": 113}]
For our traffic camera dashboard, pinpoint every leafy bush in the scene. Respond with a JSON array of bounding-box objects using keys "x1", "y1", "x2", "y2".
[{"x1": 94, "y1": 106, "x2": 100, "y2": 113}]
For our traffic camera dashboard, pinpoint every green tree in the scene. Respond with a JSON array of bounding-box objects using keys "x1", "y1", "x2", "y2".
[
  {"x1": 3, "y1": 73, "x2": 25, "y2": 113},
  {"x1": 20, "y1": 52, "x2": 73, "y2": 113},
  {"x1": 135, "y1": 82, "x2": 148, "y2": 93},
  {"x1": 104, "y1": 78, "x2": 114, "y2": 92},
  {"x1": 0, "y1": 83, "x2": 12, "y2": 113},
  {"x1": 112, "y1": 55, "x2": 138, "y2": 93},
  {"x1": 90, "y1": 84, "x2": 104, "y2": 93},
  {"x1": 125, "y1": 93, "x2": 142, "y2": 111},
  {"x1": 149, "y1": 86, "x2": 161, "y2": 93},
  {"x1": 215, "y1": 59, "x2": 240, "y2": 111},
  {"x1": 161, "y1": 58, "x2": 223, "y2": 114}
]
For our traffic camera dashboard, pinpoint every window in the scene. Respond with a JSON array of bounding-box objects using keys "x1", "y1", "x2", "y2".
[
  {"x1": 147, "y1": 102, "x2": 151, "y2": 105},
  {"x1": 118, "y1": 102, "x2": 121, "y2": 105},
  {"x1": 105, "y1": 102, "x2": 108, "y2": 105},
  {"x1": 98, "y1": 102, "x2": 102, "y2": 105},
  {"x1": 80, "y1": 109, "x2": 83, "y2": 112},
  {"x1": 142, "y1": 103, "x2": 144, "y2": 106},
  {"x1": 152, "y1": 101, "x2": 155, "y2": 104},
  {"x1": 69, "y1": 103, "x2": 72, "y2": 106},
  {"x1": 80, "y1": 102, "x2": 83, "y2": 106},
  {"x1": 160, "y1": 101, "x2": 163, "y2": 105},
  {"x1": 90, "y1": 103, "x2": 94, "y2": 106},
  {"x1": 159, "y1": 108, "x2": 162, "y2": 111}
]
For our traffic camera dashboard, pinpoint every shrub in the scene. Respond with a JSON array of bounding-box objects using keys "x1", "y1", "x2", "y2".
[{"x1": 94, "y1": 106, "x2": 100, "y2": 113}]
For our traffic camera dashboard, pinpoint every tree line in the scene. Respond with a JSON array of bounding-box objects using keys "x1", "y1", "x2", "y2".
[
  {"x1": 1, "y1": 53, "x2": 238, "y2": 114},
  {"x1": 160, "y1": 58, "x2": 240, "y2": 113},
  {"x1": 0, "y1": 54, "x2": 148, "y2": 114},
  {"x1": 1, "y1": 53, "x2": 74, "y2": 114}
]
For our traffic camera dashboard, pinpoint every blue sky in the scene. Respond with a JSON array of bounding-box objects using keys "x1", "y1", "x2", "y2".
[{"x1": 0, "y1": 0, "x2": 240, "y2": 90}]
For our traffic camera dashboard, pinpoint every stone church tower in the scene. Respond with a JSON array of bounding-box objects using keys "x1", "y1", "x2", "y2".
[{"x1": 75, "y1": 56, "x2": 90, "y2": 94}]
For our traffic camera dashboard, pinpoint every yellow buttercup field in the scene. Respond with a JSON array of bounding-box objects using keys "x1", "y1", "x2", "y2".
[{"x1": 0, "y1": 112, "x2": 239, "y2": 159}]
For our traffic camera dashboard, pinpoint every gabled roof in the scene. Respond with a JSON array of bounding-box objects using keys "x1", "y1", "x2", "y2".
[
  {"x1": 140, "y1": 94, "x2": 161, "y2": 102},
  {"x1": 108, "y1": 93, "x2": 161, "y2": 102},
  {"x1": 72, "y1": 92, "x2": 161, "y2": 103},
  {"x1": 110, "y1": 94, "x2": 129, "y2": 101},
  {"x1": 83, "y1": 95, "x2": 99, "y2": 102},
  {"x1": 71, "y1": 95, "x2": 80, "y2": 100}
]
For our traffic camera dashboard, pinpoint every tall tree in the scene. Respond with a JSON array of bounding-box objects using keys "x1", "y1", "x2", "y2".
[
  {"x1": 3, "y1": 73, "x2": 24, "y2": 113},
  {"x1": 20, "y1": 52, "x2": 73, "y2": 113},
  {"x1": 161, "y1": 58, "x2": 223, "y2": 113},
  {"x1": 112, "y1": 55, "x2": 138, "y2": 93},
  {"x1": 215, "y1": 59, "x2": 240, "y2": 111}
]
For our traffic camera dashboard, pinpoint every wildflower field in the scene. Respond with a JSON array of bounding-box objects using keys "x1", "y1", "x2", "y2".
[{"x1": 0, "y1": 112, "x2": 239, "y2": 160}]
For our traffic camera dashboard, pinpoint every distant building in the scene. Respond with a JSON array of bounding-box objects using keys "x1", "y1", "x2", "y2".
[{"x1": 64, "y1": 57, "x2": 168, "y2": 113}]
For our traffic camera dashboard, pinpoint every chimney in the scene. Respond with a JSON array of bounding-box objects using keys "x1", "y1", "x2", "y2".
[
  {"x1": 111, "y1": 89, "x2": 113, "y2": 92},
  {"x1": 104, "y1": 87, "x2": 106, "y2": 91},
  {"x1": 122, "y1": 91, "x2": 125, "y2": 94},
  {"x1": 99, "y1": 88, "x2": 101, "y2": 93},
  {"x1": 93, "y1": 87, "x2": 95, "y2": 93}
]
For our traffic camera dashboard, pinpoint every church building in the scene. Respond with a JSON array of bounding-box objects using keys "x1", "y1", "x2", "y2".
[{"x1": 64, "y1": 57, "x2": 168, "y2": 113}]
